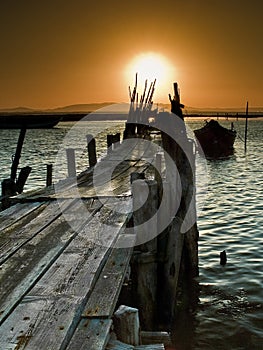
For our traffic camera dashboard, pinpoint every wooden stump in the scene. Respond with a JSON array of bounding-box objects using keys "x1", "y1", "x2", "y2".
[{"x1": 113, "y1": 305, "x2": 141, "y2": 346}]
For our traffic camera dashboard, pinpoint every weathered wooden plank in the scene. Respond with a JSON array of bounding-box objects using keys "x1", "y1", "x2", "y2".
[
  {"x1": 0, "y1": 295, "x2": 84, "y2": 350},
  {"x1": 66, "y1": 318, "x2": 112, "y2": 350},
  {"x1": 0, "y1": 201, "x2": 44, "y2": 231},
  {"x1": 52, "y1": 137, "x2": 157, "y2": 200},
  {"x1": 140, "y1": 331, "x2": 172, "y2": 347},
  {"x1": 135, "y1": 345, "x2": 165, "y2": 350},
  {"x1": 83, "y1": 233, "x2": 135, "y2": 318},
  {"x1": 28, "y1": 199, "x2": 131, "y2": 299},
  {"x1": 106, "y1": 339, "x2": 134, "y2": 350},
  {"x1": 0, "y1": 199, "x2": 72, "y2": 264},
  {"x1": 0, "y1": 199, "x2": 98, "y2": 324},
  {"x1": 0, "y1": 199, "x2": 131, "y2": 348},
  {"x1": 106, "y1": 340, "x2": 165, "y2": 350}
]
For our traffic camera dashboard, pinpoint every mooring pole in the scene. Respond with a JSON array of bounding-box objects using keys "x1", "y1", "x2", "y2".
[
  {"x1": 244, "y1": 101, "x2": 248, "y2": 153},
  {"x1": 10, "y1": 128, "x2": 26, "y2": 181}
]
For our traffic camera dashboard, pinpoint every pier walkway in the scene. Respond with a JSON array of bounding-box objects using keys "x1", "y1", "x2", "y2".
[{"x1": 0, "y1": 138, "x2": 165, "y2": 349}]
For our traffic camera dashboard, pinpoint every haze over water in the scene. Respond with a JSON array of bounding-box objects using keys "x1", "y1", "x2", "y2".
[{"x1": 0, "y1": 118, "x2": 262, "y2": 349}]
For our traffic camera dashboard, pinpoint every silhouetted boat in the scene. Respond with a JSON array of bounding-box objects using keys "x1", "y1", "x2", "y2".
[
  {"x1": 0, "y1": 114, "x2": 61, "y2": 129},
  {"x1": 194, "y1": 119, "x2": 236, "y2": 158}
]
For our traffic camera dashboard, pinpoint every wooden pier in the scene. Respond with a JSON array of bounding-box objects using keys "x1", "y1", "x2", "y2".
[{"x1": 0, "y1": 83, "x2": 199, "y2": 349}]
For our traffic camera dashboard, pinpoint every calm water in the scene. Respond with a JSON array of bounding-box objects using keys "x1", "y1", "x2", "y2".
[{"x1": 0, "y1": 118, "x2": 262, "y2": 349}]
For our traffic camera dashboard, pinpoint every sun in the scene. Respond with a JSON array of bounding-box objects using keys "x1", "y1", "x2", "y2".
[{"x1": 124, "y1": 52, "x2": 176, "y2": 102}]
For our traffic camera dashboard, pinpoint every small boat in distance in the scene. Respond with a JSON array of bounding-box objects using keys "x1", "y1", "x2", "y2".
[
  {"x1": 194, "y1": 119, "x2": 236, "y2": 158},
  {"x1": 0, "y1": 114, "x2": 61, "y2": 129}
]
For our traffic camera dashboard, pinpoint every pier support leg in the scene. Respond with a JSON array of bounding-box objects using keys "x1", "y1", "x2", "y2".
[
  {"x1": 131, "y1": 178, "x2": 158, "y2": 330},
  {"x1": 86, "y1": 134, "x2": 97, "y2": 167},
  {"x1": 46, "y1": 164, "x2": 53, "y2": 187},
  {"x1": 66, "y1": 148, "x2": 76, "y2": 178},
  {"x1": 16, "y1": 166, "x2": 32, "y2": 193}
]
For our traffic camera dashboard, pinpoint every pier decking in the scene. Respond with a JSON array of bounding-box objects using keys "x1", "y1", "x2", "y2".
[{"x1": 0, "y1": 138, "x2": 166, "y2": 349}]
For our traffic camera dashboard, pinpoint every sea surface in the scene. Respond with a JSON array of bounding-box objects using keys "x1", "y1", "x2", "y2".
[{"x1": 0, "y1": 118, "x2": 262, "y2": 349}]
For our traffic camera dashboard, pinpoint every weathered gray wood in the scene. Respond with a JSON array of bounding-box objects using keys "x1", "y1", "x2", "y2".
[
  {"x1": 113, "y1": 305, "x2": 140, "y2": 346},
  {"x1": 135, "y1": 345, "x2": 165, "y2": 350},
  {"x1": 0, "y1": 199, "x2": 72, "y2": 264},
  {"x1": 66, "y1": 148, "x2": 76, "y2": 177},
  {"x1": 0, "y1": 295, "x2": 84, "y2": 350},
  {"x1": 106, "y1": 340, "x2": 165, "y2": 350},
  {"x1": 0, "y1": 201, "x2": 44, "y2": 231},
  {"x1": 106, "y1": 339, "x2": 134, "y2": 349},
  {"x1": 66, "y1": 318, "x2": 112, "y2": 350},
  {"x1": 140, "y1": 331, "x2": 171, "y2": 347},
  {"x1": 83, "y1": 233, "x2": 135, "y2": 318},
  {"x1": 132, "y1": 179, "x2": 158, "y2": 251},
  {"x1": 131, "y1": 252, "x2": 157, "y2": 330},
  {"x1": 0, "y1": 199, "x2": 96, "y2": 324},
  {"x1": 0, "y1": 199, "x2": 130, "y2": 348}
]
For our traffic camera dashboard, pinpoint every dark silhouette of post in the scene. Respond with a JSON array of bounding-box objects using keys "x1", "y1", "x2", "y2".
[
  {"x1": 11, "y1": 128, "x2": 26, "y2": 181},
  {"x1": 86, "y1": 134, "x2": 97, "y2": 167},
  {"x1": 46, "y1": 164, "x2": 53, "y2": 187},
  {"x1": 244, "y1": 101, "x2": 248, "y2": 153}
]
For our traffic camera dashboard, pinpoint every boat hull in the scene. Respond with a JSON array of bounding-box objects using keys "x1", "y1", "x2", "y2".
[{"x1": 194, "y1": 120, "x2": 236, "y2": 158}]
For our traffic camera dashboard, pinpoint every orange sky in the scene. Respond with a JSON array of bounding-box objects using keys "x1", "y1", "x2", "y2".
[{"x1": 0, "y1": 0, "x2": 262, "y2": 110}]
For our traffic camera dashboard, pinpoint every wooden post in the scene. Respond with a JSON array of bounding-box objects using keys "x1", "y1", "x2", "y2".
[
  {"x1": 1, "y1": 178, "x2": 16, "y2": 209},
  {"x1": 66, "y1": 148, "x2": 76, "y2": 177},
  {"x1": 132, "y1": 179, "x2": 158, "y2": 252},
  {"x1": 11, "y1": 128, "x2": 26, "y2": 181},
  {"x1": 86, "y1": 134, "x2": 97, "y2": 167},
  {"x1": 156, "y1": 83, "x2": 199, "y2": 324},
  {"x1": 46, "y1": 164, "x2": 53, "y2": 187},
  {"x1": 112, "y1": 133, "x2": 121, "y2": 149},
  {"x1": 16, "y1": 166, "x2": 32, "y2": 193},
  {"x1": 113, "y1": 305, "x2": 141, "y2": 346},
  {"x1": 131, "y1": 178, "x2": 158, "y2": 330},
  {"x1": 107, "y1": 134, "x2": 113, "y2": 153},
  {"x1": 244, "y1": 101, "x2": 248, "y2": 153},
  {"x1": 131, "y1": 252, "x2": 158, "y2": 330}
]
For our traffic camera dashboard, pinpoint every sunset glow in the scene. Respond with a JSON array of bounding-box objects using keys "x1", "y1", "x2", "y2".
[
  {"x1": 124, "y1": 53, "x2": 176, "y2": 102},
  {"x1": 0, "y1": 1, "x2": 262, "y2": 109}
]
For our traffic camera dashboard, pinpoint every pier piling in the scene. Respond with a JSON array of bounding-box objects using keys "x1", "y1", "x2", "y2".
[
  {"x1": 86, "y1": 134, "x2": 97, "y2": 167},
  {"x1": 46, "y1": 164, "x2": 53, "y2": 187},
  {"x1": 66, "y1": 148, "x2": 76, "y2": 177}
]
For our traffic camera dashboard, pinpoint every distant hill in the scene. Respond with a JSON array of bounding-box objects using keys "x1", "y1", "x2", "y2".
[
  {"x1": 48, "y1": 102, "x2": 116, "y2": 113},
  {"x1": 1, "y1": 103, "x2": 262, "y2": 116},
  {"x1": 0, "y1": 106, "x2": 37, "y2": 114},
  {"x1": 0, "y1": 103, "x2": 117, "y2": 114}
]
